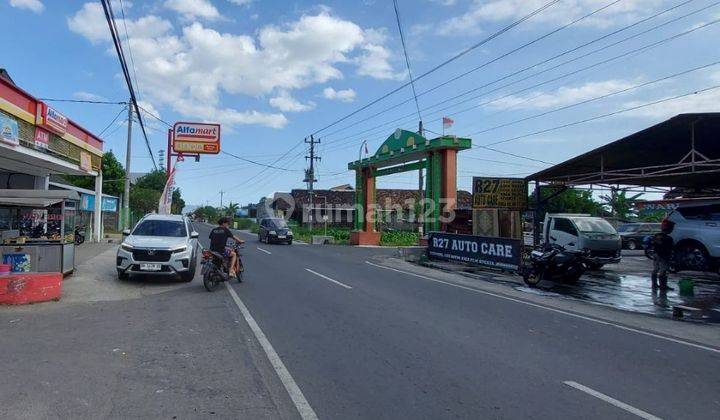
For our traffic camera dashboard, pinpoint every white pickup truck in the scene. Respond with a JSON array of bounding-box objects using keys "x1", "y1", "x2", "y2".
[{"x1": 543, "y1": 213, "x2": 622, "y2": 270}]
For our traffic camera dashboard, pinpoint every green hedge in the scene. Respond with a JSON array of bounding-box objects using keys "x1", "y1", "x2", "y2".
[{"x1": 380, "y1": 231, "x2": 419, "y2": 247}]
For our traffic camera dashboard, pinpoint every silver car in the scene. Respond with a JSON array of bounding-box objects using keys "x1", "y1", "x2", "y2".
[{"x1": 116, "y1": 214, "x2": 199, "y2": 281}]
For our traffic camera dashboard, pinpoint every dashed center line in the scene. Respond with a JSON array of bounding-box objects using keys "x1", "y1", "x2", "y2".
[
  {"x1": 256, "y1": 247, "x2": 272, "y2": 255},
  {"x1": 305, "y1": 268, "x2": 352, "y2": 289},
  {"x1": 564, "y1": 381, "x2": 662, "y2": 420}
]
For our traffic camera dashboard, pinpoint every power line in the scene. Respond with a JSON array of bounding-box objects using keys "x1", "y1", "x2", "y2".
[
  {"x1": 392, "y1": 0, "x2": 421, "y2": 121},
  {"x1": 98, "y1": 105, "x2": 128, "y2": 137},
  {"x1": 117, "y1": 0, "x2": 143, "y2": 105},
  {"x1": 321, "y1": 6, "x2": 719, "y2": 154},
  {"x1": 100, "y1": 0, "x2": 157, "y2": 170},
  {"x1": 477, "y1": 83, "x2": 720, "y2": 149},
  {"x1": 38, "y1": 98, "x2": 126, "y2": 105},
  {"x1": 321, "y1": 0, "x2": 634, "y2": 141},
  {"x1": 310, "y1": 0, "x2": 562, "y2": 136},
  {"x1": 221, "y1": 150, "x2": 303, "y2": 171}
]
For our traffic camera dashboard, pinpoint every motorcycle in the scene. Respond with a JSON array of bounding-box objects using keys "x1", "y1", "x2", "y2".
[
  {"x1": 522, "y1": 244, "x2": 589, "y2": 287},
  {"x1": 201, "y1": 242, "x2": 244, "y2": 292},
  {"x1": 74, "y1": 225, "x2": 86, "y2": 245}
]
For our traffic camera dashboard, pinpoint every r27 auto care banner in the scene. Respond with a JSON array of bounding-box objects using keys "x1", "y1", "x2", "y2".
[{"x1": 427, "y1": 232, "x2": 522, "y2": 271}]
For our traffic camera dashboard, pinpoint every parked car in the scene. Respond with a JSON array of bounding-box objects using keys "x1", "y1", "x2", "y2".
[
  {"x1": 617, "y1": 222, "x2": 661, "y2": 250},
  {"x1": 116, "y1": 214, "x2": 199, "y2": 281},
  {"x1": 543, "y1": 213, "x2": 622, "y2": 269},
  {"x1": 258, "y1": 217, "x2": 293, "y2": 244},
  {"x1": 665, "y1": 201, "x2": 720, "y2": 274}
]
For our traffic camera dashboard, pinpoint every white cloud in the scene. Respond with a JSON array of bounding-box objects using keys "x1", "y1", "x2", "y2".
[
  {"x1": 323, "y1": 87, "x2": 356, "y2": 102},
  {"x1": 68, "y1": 5, "x2": 398, "y2": 130},
  {"x1": 73, "y1": 91, "x2": 107, "y2": 101},
  {"x1": 67, "y1": 3, "x2": 172, "y2": 44},
  {"x1": 355, "y1": 28, "x2": 405, "y2": 81},
  {"x1": 164, "y1": 0, "x2": 220, "y2": 21},
  {"x1": 269, "y1": 91, "x2": 316, "y2": 112},
  {"x1": 622, "y1": 78, "x2": 720, "y2": 120},
  {"x1": 228, "y1": 0, "x2": 253, "y2": 5},
  {"x1": 438, "y1": 0, "x2": 665, "y2": 36},
  {"x1": 492, "y1": 79, "x2": 637, "y2": 109},
  {"x1": 9, "y1": 0, "x2": 44, "y2": 13}
]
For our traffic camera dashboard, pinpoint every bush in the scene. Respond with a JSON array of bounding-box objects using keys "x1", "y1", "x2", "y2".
[
  {"x1": 380, "y1": 231, "x2": 419, "y2": 247},
  {"x1": 234, "y1": 217, "x2": 256, "y2": 230}
]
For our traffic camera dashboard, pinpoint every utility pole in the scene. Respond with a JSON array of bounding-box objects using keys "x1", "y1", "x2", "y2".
[
  {"x1": 304, "y1": 135, "x2": 320, "y2": 231},
  {"x1": 418, "y1": 120, "x2": 424, "y2": 235},
  {"x1": 219, "y1": 191, "x2": 224, "y2": 209},
  {"x1": 123, "y1": 100, "x2": 133, "y2": 229}
]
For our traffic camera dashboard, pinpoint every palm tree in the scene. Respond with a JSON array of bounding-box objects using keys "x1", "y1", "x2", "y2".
[
  {"x1": 600, "y1": 187, "x2": 643, "y2": 220},
  {"x1": 224, "y1": 202, "x2": 240, "y2": 217}
]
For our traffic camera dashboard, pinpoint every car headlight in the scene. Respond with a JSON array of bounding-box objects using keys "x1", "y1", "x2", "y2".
[
  {"x1": 171, "y1": 246, "x2": 188, "y2": 253},
  {"x1": 269, "y1": 230, "x2": 277, "y2": 235},
  {"x1": 287, "y1": 230, "x2": 293, "y2": 235},
  {"x1": 121, "y1": 243, "x2": 134, "y2": 252}
]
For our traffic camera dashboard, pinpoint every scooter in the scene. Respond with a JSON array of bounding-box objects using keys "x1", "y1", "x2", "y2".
[
  {"x1": 201, "y1": 243, "x2": 244, "y2": 292},
  {"x1": 522, "y1": 244, "x2": 588, "y2": 287},
  {"x1": 74, "y1": 226, "x2": 86, "y2": 245}
]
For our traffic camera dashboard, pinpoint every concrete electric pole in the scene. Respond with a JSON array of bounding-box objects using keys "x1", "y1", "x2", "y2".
[
  {"x1": 123, "y1": 101, "x2": 133, "y2": 229},
  {"x1": 304, "y1": 135, "x2": 320, "y2": 231}
]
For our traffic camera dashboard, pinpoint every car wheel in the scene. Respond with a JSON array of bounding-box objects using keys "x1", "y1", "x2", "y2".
[
  {"x1": 677, "y1": 243, "x2": 709, "y2": 271},
  {"x1": 627, "y1": 240, "x2": 638, "y2": 250},
  {"x1": 586, "y1": 263, "x2": 604, "y2": 270},
  {"x1": 258, "y1": 233, "x2": 262, "y2": 242},
  {"x1": 287, "y1": 239, "x2": 293, "y2": 245},
  {"x1": 182, "y1": 256, "x2": 196, "y2": 282},
  {"x1": 117, "y1": 269, "x2": 128, "y2": 280}
]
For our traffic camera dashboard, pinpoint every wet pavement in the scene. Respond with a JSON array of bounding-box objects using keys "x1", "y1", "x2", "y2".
[{"x1": 420, "y1": 250, "x2": 720, "y2": 323}]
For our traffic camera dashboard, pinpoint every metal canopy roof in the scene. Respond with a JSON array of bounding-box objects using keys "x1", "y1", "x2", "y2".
[{"x1": 525, "y1": 113, "x2": 720, "y2": 188}]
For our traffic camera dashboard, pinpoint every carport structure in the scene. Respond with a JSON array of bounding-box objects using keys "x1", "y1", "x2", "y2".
[{"x1": 526, "y1": 113, "x2": 720, "y2": 243}]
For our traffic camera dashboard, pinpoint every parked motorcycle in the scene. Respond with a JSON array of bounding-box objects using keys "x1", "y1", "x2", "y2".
[
  {"x1": 201, "y1": 243, "x2": 244, "y2": 292},
  {"x1": 74, "y1": 225, "x2": 86, "y2": 245},
  {"x1": 522, "y1": 244, "x2": 589, "y2": 287}
]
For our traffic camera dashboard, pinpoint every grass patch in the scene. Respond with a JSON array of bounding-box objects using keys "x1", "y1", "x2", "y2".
[
  {"x1": 289, "y1": 223, "x2": 351, "y2": 244},
  {"x1": 233, "y1": 217, "x2": 258, "y2": 232}
]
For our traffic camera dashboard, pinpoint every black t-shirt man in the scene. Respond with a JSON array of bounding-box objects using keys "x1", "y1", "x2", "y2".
[
  {"x1": 652, "y1": 232, "x2": 674, "y2": 260},
  {"x1": 209, "y1": 226, "x2": 234, "y2": 253}
]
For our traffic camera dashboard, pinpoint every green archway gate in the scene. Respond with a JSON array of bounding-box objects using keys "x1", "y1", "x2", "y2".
[{"x1": 347, "y1": 129, "x2": 471, "y2": 245}]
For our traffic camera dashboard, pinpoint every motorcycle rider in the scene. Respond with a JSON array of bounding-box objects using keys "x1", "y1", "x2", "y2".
[
  {"x1": 209, "y1": 217, "x2": 245, "y2": 278},
  {"x1": 650, "y1": 221, "x2": 675, "y2": 291}
]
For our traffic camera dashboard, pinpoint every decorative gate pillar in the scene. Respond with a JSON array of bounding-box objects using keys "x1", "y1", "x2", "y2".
[{"x1": 349, "y1": 129, "x2": 471, "y2": 245}]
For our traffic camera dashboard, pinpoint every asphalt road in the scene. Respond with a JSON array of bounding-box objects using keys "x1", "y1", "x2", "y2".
[{"x1": 1, "y1": 222, "x2": 718, "y2": 419}]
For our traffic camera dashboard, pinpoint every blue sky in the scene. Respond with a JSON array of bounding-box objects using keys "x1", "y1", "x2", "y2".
[{"x1": 2, "y1": 0, "x2": 719, "y2": 206}]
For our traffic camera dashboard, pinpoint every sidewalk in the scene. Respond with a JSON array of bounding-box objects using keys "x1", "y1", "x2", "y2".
[
  {"x1": 418, "y1": 257, "x2": 720, "y2": 323},
  {"x1": 371, "y1": 255, "x2": 720, "y2": 350}
]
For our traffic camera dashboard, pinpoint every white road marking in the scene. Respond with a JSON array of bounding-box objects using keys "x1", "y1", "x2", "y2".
[
  {"x1": 305, "y1": 268, "x2": 353, "y2": 289},
  {"x1": 564, "y1": 381, "x2": 662, "y2": 420},
  {"x1": 364, "y1": 261, "x2": 720, "y2": 354},
  {"x1": 224, "y1": 283, "x2": 318, "y2": 420},
  {"x1": 256, "y1": 247, "x2": 272, "y2": 255}
]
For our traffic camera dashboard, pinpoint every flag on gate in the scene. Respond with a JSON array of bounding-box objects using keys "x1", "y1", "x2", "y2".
[{"x1": 442, "y1": 116, "x2": 454, "y2": 129}]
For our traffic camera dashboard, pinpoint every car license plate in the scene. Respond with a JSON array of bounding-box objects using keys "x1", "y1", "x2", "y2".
[
  {"x1": 277, "y1": 235, "x2": 286, "y2": 239},
  {"x1": 140, "y1": 263, "x2": 161, "y2": 271}
]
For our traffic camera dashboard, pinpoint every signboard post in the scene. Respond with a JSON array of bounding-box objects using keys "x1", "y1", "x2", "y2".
[{"x1": 427, "y1": 232, "x2": 522, "y2": 271}]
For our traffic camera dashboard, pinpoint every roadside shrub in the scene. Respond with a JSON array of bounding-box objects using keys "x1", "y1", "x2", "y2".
[{"x1": 380, "y1": 231, "x2": 419, "y2": 247}]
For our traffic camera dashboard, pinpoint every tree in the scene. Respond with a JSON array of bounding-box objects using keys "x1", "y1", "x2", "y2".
[
  {"x1": 600, "y1": 187, "x2": 643, "y2": 220},
  {"x1": 224, "y1": 202, "x2": 240, "y2": 216},
  {"x1": 134, "y1": 169, "x2": 167, "y2": 191},
  {"x1": 130, "y1": 187, "x2": 161, "y2": 216},
  {"x1": 534, "y1": 188, "x2": 603, "y2": 220},
  {"x1": 171, "y1": 189, "x2": 186, "y2": 215},
  {"x1": 63, "y1": 151, "x2": 126, "y2": 196},
  {"x1": 192, "y1": 205, "x2": 220, "y2": 222}
]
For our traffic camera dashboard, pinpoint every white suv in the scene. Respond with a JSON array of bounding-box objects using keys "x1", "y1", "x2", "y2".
[
  {"x1": 665, "y1": 200, "x2": 720, "y2": 274},
  {"x1": 116, "y1": 214, "x2": 199, "y2": 281}
]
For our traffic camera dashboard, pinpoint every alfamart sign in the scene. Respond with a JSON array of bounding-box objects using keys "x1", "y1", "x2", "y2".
[
  {"x1": 172, "y1": 122, "x2": 221, "y2": 154},
  {"x1": 427, "y1": 232, "x2": 522, "y2": 271}
]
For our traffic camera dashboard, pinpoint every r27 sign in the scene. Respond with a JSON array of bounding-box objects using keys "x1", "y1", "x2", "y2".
[{"x1": 472, "y1": 177, "x2": 527, "y2": 210}]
